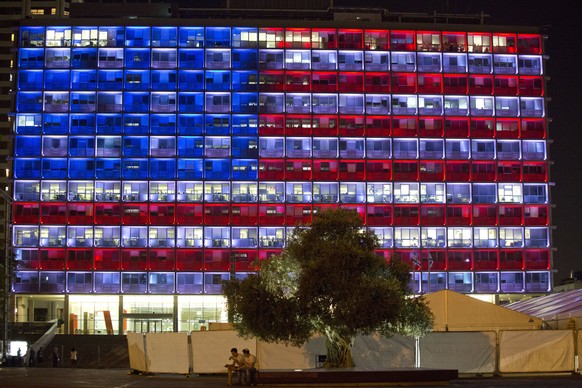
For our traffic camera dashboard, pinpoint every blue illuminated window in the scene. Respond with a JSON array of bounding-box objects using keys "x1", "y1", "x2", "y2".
[
  {"x1": 95, "y1": 158, "x2": 121, "y2": 179},
  {"x1": 178, "y1": 92, "x2": 203, "y2": 113},
  {"x1": 205, "y1": 114, "x2": 230, "y2": 135},
  {"x1": 151, "y1": 70, "x2": 177, "y2": 90},
  {"x1": 178, "y1": 114, "x2": 204, "y2": 134},
  {"x1": 205, "y1": 159, "x2": 230, "y2": 180},
  {"x1": 177, "y1": 158, "x2": 203, "y2": 179},
  {"x1": 232, "y1": 159, "x2": 258, "y2": 180},
  {"x1": 68, "y1": 159, "x2": 95, "y2": 179},
  {"x1": 70, "y1": 113, "x2": 95, "y2": 134},
  {"x1": 150, "y1": 158, "x2": 176, "y2": 180},
  {"x1": 99, "y1": 26, "x2": 124, "y2": 47},
  {"x1": 98, "y1": 69, "x2": 123, "y2": 90},
  {"x1": 19, "y1": 48, "x2": 45, "y2": 69},
  {"x1": 177, "y1": 137, "x2": 204, "y2": 157},
  {"x1": 17, "y1": 92, "x2": 43, "y2": 112},
  {"x1": 14, "y1": 158, "x2": 40, "y2": 179},
  {"x1": 126, "y1": 27, "x2": 151, "y2": 47},
  {"x1": 70, "y1": 92, "x2": 96, "y2": 113},
  {"x1": 122, "y1": 159, "x2": 149, "y2": 179},
  {"x1": 151, "y1": 114, "x2": 176, "y2": 135},
  {"x1": 71, "y1": 48, "x2": 97, "y2": 68},
  {"x1": 43, "y1": 114, "x2": 69, "y2": 134},
  {"x1": 42, "y1": 158, "x2": 67, "y2": 179},
  {"x1": 15, "y1": 136, "x2": 41, "y2": 157},
  {"x1": 123, "y1": 137, "x2": 148, "y2": 157},
  {"x1": 179, "y1": 27, "x2": 204, "y2": 48},
  {"x1": 124, "y1": 69, "x2": 150, "y2": 90},
  {"x1": 178, "y1": 70, "x2": 203, "y2": 90},
  {"x1": 206, "y1": 27, "x2": 231, "y2": 48},
  {"x1": 71, "y1": 69, "x2": 97, "y2": 90},
  {"x1": 232, "y1": 49, "x2": 258, "y2": 69},
  {"x1": 125, "y1": 48, "x2": 150, "y2": 68},
  {"x1": 69, "y1": 137, "x2": 95, "y2": 157},
  {"x1": 123, "y1": 114, "x2": 149, "y2": 134},
  {"x1": 18, "y1": 70, "x2": 43, "y2": 90},
  {"x1": 124, "y1": 92, "x2": 149, "y2": 113},
  {"x1": 178, "y1": 49, "x2": 204, "y2": 68},
  {"x1": 96, "y1": 114, "x2": 122, "y2": 134},
  {"x1": 152, "y1": 27, "x2": 177, "y2": 47}
]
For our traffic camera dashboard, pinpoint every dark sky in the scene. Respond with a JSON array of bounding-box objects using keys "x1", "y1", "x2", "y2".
[{"x1": 332, "y1": 1, "x2": 580, "y2": 282}]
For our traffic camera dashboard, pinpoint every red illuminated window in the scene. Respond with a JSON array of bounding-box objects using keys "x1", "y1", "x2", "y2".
[
  {"x1": 340, "y1": 204, "x2": 366, "y2": 222},
  {"x1": 498, "y1": 205, "x2": 523, "y2": 226},
  {"x1": 312, "y1": 29, "x2": 337, "y2": 49},
  {"x1": 517, "y1": 34, "x2": 542, "y2": 55},
  {"x1": 313, "y1": 115, "x2": 338, "y2": 136},
  {"x1": 231, "y1": 204, "x2": 258, "y2": 225},
  {"x1": 390, "y1": 30, "x2": 415, "y2": 51},
  {"x1": 338, "y1": 29, "x2": 363, "y2": 49},
  {"x1": 523, "y1": 162, "x2": 547, "y2": 182},
  {"x1": 493, "y1": 33, "x2": 516, "y2": 54},
  {"x1": 40, "y1": 203, "x2": 67, "y2": 224},
  {"x1": 285, "y1": 204, "x2": 312, "y2": 226},
  {"x1": 259, "y1": 71, "x2": 285, "y2": 92},
  {"x1": 521, "y1": 118, "x2": 546, "y2": 139},
  {"x1": 204, "y1": 250, "x2": 230, "y2": 271},
  {"x1": 67, "y1": 249, "x2": 93, "y2": 270},
  {"x1": 285, "y1": 115, "x2": 311, "y2": 136},
  {"x1": 258, "y1": 115, "x2": 284, "y2": 135},
  {"x1": 286, "y1": 159, "x2": 312, "y2": 180},
  {"x1": 338, "y1": 72, "x2": 364, "y2": 92},
  {"x1": 204, "y1": 204, "x2": 231, "y2": 225},
  {"x1": 364, "y1": 72, "x2": 390, "y2": 93},
  {"x1": 472, "y1": 205, "x2": 497, "y2": 226},
  {"x1": 496, "y1": 118, "x2": 520, "y2": 139},
  {"x1": 471, "y1": 118, "x2": 494, "y2": 138},
  {"x1": 445, "y1": 118, "x2": 469, "y2": 138},
  {"x1": 175, "y1": 249, "x2": 203, "y2": 271},
  {"x1": 94, "y1": 249, "x2": 121, "y2": 270},
  {"x1": 313, "y1": 160, "x2": 339, "y2": 180},
  {"x1": 418, "y1": 73, "x2": 442, "y2": 94},
  {"x1": 149, "y1": 204, "x2": 175, "y2": 225},
  {"x1": 312, "y1": 72, "x2": 337, "y2": 92},
  {"x1": 474, "y1": 250, "x2": 498, "y2": 270},
  {"x1": 392, "y1": 116, "x2": 417, "y2": 137},
  {"x1": 524, "y1": 250, "x2": 549, "y2": 269},
  {"x1": 393, "y1": 205, "x2": 419, "y2": 225},
  {"x1": 285, "y1": 71, "x2": 311, "y2": 92},
  {"x1": 442, "y1": 32, "x2": 466, "y2": 52},
  {"x1": 338, "y1": 116, "x2": 365, "y2": 136},
  {"x1": 122, "y1": 203, "x2": 149, "y2": 225},
  {"x1": 472, "y1": 161, "x2": 496, "y2": 182},
  {"x1": 40, "y1": 249, "x2": 66, "y2": 270},
  {"x1": 366, "y1": 161, "x2": 391, "y2": 181},
  {"x1": 121, "y1": 249, "x2": 147, "y2": 270},
  {"x1": 13, "y1": 203, "x2": 40, "y2": 224},
  {"x1": 339, "y1": 160, "x2": 365, "y2": 180},
  {"x1": 445, "y1": 161, "x2": 470, "y2": 181},
  {"x1": 149, "y1": 249, "x2": 175, "y2": 270},
  {"x1": 95, "y1": 204, "x2": 121, "y2": 225},
  {"x1": 258, "y1": 159, "x2": 285, "y2": 180},
  {"x1": 446, "y1": 205, "x2": 471, "y2": 225},
  {"x1": 366, "y1": 204, "x2": 392, "y2": 226},
  {"x1": 420, "y1": 205, "x2": 445, "y2": 226},
  {"x1": 233, "y1": 250, "x2": 258, "y2": 271},
  {"x1": 499, "y1": 250, "x2": 523, "y2": 270},
  {"x1": 497, "y1": 161, "x2": 521, "y2": 182},
  {"x1": 175, "y1": 204, "x2": 203, "y2": 225},
  {"x1": 519, "y1": 76, "x2": 544, "y2": 96},
  {"x1": 285, "y1": 28, "x2": 311, "y2": 49},
  {"x1": 469, "y1": 75, "x2": 493, "y2": 95},
  {"x1": 365, "y1": 30, "x2": 389, "y2": 50},
  {"x1": 447, "y1": 250, "x2": 472, "y2": 270},
  {"x1": 419, "y1": 117, "x2": 443, "y2": 137},
  {"x1": 68, "y1": 203, "x2": 94, "y2": 225},
  {"x1": 494, "y1": 76, "x2": 518, "y2": 96},
  {"x1": 443, "y1": 74, "x2": 467, "y2": 94},
  {"x1": 391, "y1": 73, "x2": 416, "y2": 93},
  {"x1": 258, "y1": 204, "x2": 285, "y2": 226},
  {"x1": 417, "y1": 31, "x2": 441, "y2": 52},
  {"x1": 365, "y1": 116, "x2": 390, "y2": 137},
  {"x1": 392, "y1": 161, "x2": 418, "y2": 181},
  {"x1": 419, "y1": 161, "x2": 444, "y2": 181}
]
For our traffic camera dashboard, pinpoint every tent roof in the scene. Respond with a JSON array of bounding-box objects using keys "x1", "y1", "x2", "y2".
[
  {"x1": 424, "y1": 290, "x2": 543, "y2": 332},
  {"x1": 506, "y1": 288, "x2": 582, "y2": 323}
]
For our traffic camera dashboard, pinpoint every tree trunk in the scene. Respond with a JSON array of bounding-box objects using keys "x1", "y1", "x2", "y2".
[{"x1": 323, "y1": 328, "x2": 355, "y2": 368}]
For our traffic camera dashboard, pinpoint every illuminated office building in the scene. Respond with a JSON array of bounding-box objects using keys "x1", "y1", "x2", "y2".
[{"x1": 9, "y1": 12, "x2": 552, "y2": 333}]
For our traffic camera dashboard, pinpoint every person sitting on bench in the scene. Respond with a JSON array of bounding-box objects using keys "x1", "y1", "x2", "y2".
[{"x1": 224, "y1": 347, "x2": 244, "y2": 386}]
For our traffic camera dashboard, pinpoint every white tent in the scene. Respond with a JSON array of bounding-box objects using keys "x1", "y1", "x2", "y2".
[
  {"x1": 424, "y1": 290, "x2": 543, "y2": 331},
  {"x1": 506, "y1": 288, "x2": 582, "y2": 329}
]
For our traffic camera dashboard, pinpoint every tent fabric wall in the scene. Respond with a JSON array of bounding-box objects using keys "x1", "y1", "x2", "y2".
[
  {"x1": 424, "y1": 290, "x2": 543, "y2": 331},
  {"x1": 257, "y1": 336, "x2": 326, "y2": 369},
  {"x1": 146, "y1": 332, "x2": 190, "y2": 374},
  {"x1": 499, "y1": 330, "x2": 575, "y2": 373},
  {"x1": 127, "y1": 332, "x2": 146, "y2": 372},
  {"x1": 420, "y1": 332, "x2": 496, "y2": 374},
  {"x1": 353, "y1": 334, "x2": 415, "y2": 368},
  {"x1": 190, "y1": 330, "x2": 255, "y2": 374}
]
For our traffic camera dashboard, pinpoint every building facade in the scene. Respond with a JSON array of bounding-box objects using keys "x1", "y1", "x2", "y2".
[{"x1": 9, "y1": 16, "x2": 552, "y2": 334}]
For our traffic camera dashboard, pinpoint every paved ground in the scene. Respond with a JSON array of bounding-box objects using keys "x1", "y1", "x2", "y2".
[{"x1": 0, "y1": 368, "x2": 582, "y2": 388}]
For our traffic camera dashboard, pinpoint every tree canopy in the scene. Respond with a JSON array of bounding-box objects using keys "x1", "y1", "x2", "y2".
[{"x1": 223, "y1": 208, "x2": 434, "y2": 367}]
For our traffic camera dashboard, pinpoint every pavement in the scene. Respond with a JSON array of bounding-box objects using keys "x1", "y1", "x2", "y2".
[{"x1": 1, "y1": 367, "x2": 582, "y2": 388}]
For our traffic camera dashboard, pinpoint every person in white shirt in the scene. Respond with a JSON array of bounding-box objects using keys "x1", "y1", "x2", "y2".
[
  {"x1": 240, "y1": 348, "x2": 258, "y2": 386},
  {"x1": 224, "y1": 347, "x2": 244, "y2": 386}
]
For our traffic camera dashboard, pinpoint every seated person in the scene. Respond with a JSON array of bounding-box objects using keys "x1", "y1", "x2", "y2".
[
  {"x1": 239, "y1": 348, "x2": 258, "y2": 386},
  {"x1": 225, "y1": 347, "x2": 244, "y2": 386}
]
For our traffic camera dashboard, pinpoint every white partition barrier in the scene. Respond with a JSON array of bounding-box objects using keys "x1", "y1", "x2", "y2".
[
  {"x1": 145, "y1": 332, "x2": 190, "y2": 374},
  {"x1": 353, "y1": 334, "x2": 415, "y2": 368},
  {"x1": 420, "y1": 332, "x2": 496, "y2": 374},
  {"x1": 577, "y1": 330, "x2": 582, "y2": 372},
  {"x1": 499, "y1": 330, "x2": 575, "y2": 373},
  {"x1": 127, "y1": 332, "x2": 147, "y2": 372},
  {"x1": 191, "y1": 330, "x2": 256, "y2": 374},
  {"x1": 257, "y1": 336, "x2": 326, "y2": 370}
]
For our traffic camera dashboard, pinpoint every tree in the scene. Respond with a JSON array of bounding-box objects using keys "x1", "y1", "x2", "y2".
[{"x1": 223, "y1": 208, "x2": 434, "y2": 368}]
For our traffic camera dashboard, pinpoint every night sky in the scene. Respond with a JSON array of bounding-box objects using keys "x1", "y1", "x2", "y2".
[{"x1": 330, "y1": 0, "x2": 581, "y2": 282}]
